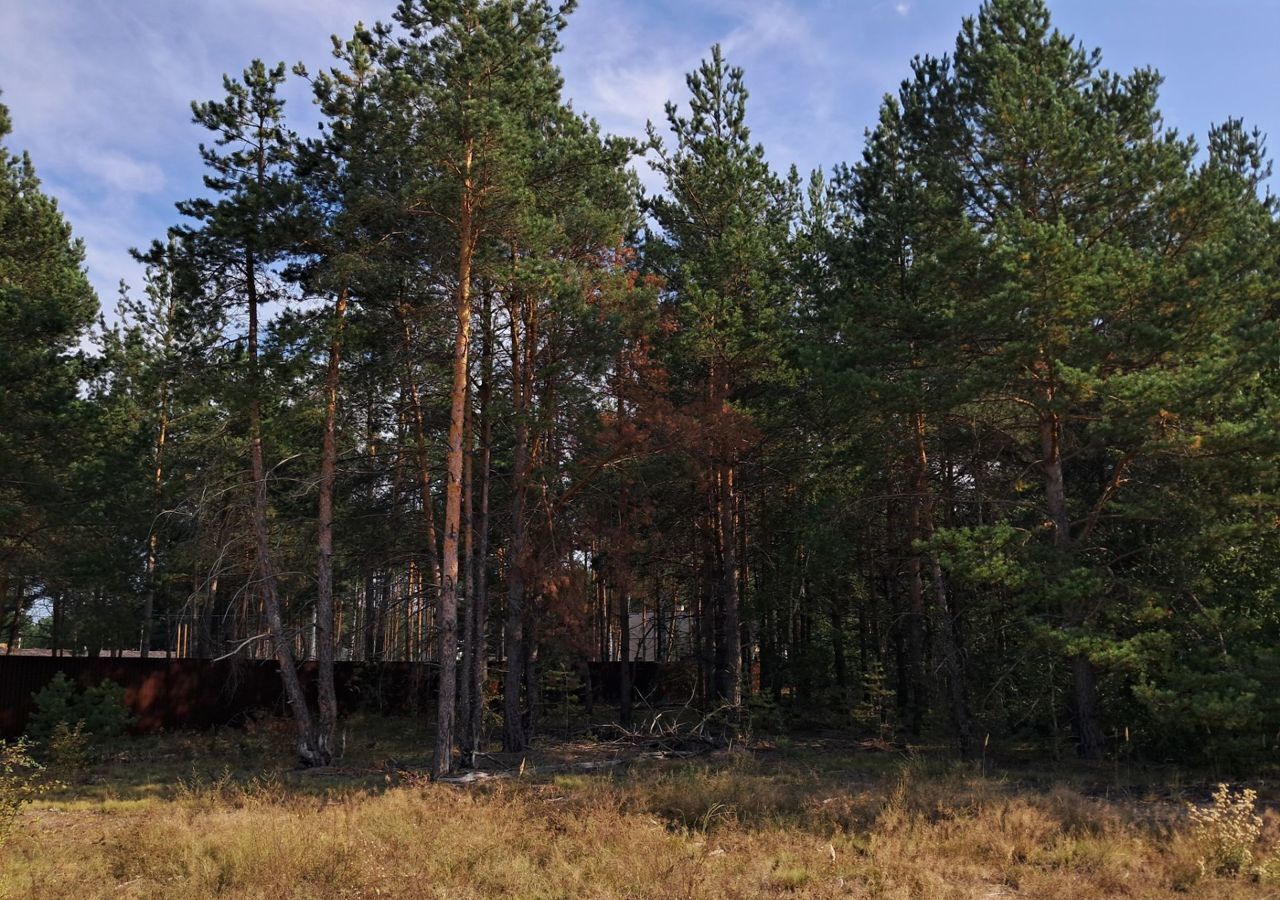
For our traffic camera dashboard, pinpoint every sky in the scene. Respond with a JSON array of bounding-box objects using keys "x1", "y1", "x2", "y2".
[{"x1": 1, "y1": 0, "x2": 1277, "y2": 309}]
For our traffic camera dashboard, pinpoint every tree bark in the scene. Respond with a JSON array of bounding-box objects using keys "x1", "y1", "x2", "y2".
[
  {"x1": 433, "y1": 151, "x2": 476, "y2": 779},
  {"x1": 931, "y1": 552, "x2": 973, "y2": 754},
  {"x1": 654, "y1": 574, "x2": 665, "y2": 663},
  {"x1": 1039, "y1": 404, "x2": 1105, "y2": 760},
  {"x1": 461, "y1": 295, "x2": 494, "y2": 765},
  {"x1": 141, "y1": 379, "x2": 169, "y2": 659},
  {"x1": 315, "y1": 286, "x2": 348, "y2": 761},
  {"x1": 4, "y1": 576, "x2": 19, "y2": 654},
  {"x1": 458, "y1": 372, "x2": 475, "y2": 756},
  {"x1": 905, "y1": 413, "x2": 929, "y2": 737},
  {"x1": 913, "y1": 410, "x2": 976, "y2": 752},
  {"x1": 50, "y1": 591, "x2": 61, "y2": 657},
  {"x1": 618, "y1": 586, "x2": 633, "y2": 727},
  {"x1": 697, "y1": 519, "x2": 716, "y2": 704},
  {"x1": 503, "y1": 289, "x2": 531, "y2": 752},
  {"x1": 713, "y1": 462, "x2": 742, "y2": 708},
  {"x1": 830, "y1": 601, "x2": 847, "y2": 691},
  {"x1": 596, "y1": 544, "x2": 609, "y2": 662},
  {"x1": 396, "y1": 303, "x2": 441, "y2": 593},
  {"x1": 246, "y1": 246, "x2": 327, "y2": 766}
]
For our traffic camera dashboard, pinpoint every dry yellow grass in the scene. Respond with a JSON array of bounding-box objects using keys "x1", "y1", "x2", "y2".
[{"x1": 2, "y1": 725, "x2": 1278, "y2": 898}]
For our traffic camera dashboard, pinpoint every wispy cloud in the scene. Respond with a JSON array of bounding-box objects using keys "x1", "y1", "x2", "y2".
[
  {"x1": 76, "y1": 151, "x2": 166, "y2": 195},
  {"x1": 3, "y1": 0, "x2": 1271, "y2": 318},
  {"x1": 0, "y1": 0, "x2": 387, "y2": 306},
  {"x1": 0, "y1": 0, "x2": 943, "y2": 306},
  {"x1": 720, "y1": 1, "x2": 820, "y2": 58},
  {"x1": 589, "y1": 65, "x2": 685, "y2": 130}
]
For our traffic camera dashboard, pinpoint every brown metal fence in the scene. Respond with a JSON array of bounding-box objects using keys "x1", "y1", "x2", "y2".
[
  {"x1": 0, "y1": 657, "x2": 686, "y2": 738},
  {"x1": 0, "y1": 657, "x2": 437, "y2": 738}
]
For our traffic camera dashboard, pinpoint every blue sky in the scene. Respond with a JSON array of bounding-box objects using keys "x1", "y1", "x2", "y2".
[{"x1": 1, "y1": 0, "x2": 1276, "y2": 308}]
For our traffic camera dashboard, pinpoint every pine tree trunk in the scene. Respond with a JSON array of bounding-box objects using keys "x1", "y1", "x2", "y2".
[
  {"x1": 461, "y1": 297, "x2": 493, "y2": 765},
  {"x1": 654, "y1": 574, "x2": 665, "y2": 663},
  {"x1": 931, "y1": 552, "x2": 973, "y2": 754},
  {"x1": 596, "y1": 547, "x2": 609, "y2": 662},
  {"x1": 503, "y1": 292, "x2": 531, "y2": 753},
  {"x1": 697, "y1": 524, "x2": 716, "y2": 704},
  {"x1": 141, "y1": 387, "x2": 168, "y2": 659},
  {"x1": 715, "y1": 461, "x2": 742, "y2": 710},
  {"x1": 830, "y1": 601, "x2": 847, "y2": 691},
  {"x1": 363, "y1": 571, "x2": 376, "y2": 662},
  {"x1": 912, "y1": 410, "x2": 975, "y2": 752},
  {"x1": 738, "y1": 501, "x2": 752, "y2": 701},
  {"x1": 619, "y1": 586, "x2": 632, "y2": 728},
  {"x1": 315, "y1": 286, "x2": 348, "y2": 762},
  {"x1": 905, "y1": 414, "x2": 929, "y2": 737},
  {"x1": 48, "y1": 590, "x2": 58, "y2": 656},
  {"x1": 246, "y1": 247, "x2": 327, "y2": 766},
  {"x1": 458, "y1": 378, "x2": 475, "y2": 759},
  {"x1": 4, "y1": 576, "x2": 18, "y2": 654},
  {"x1": 1039, "y1": 405, "x2": 1105, "y2": 760},
  {"x1": 523, "y1": 632, "x2": 539, "y2": 738},
  {"x1": 397, "y1": 304, "x2": 441, "y2": 593},
  {"x1": 433, "y1": 162, "x2": 476, "y2": 779},
  {"x1": 614, "y1": 377, "x2": 635, "y2": 727}
]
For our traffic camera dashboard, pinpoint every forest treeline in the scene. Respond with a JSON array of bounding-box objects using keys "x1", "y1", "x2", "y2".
[{"x1": 2, "y1": 0, "x2": 1277, "y2": 772}]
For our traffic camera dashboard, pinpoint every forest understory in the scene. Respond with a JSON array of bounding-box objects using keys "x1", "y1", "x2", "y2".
[{"x1": 4, "y1": 714, "x2": 1280, "y2": 899}]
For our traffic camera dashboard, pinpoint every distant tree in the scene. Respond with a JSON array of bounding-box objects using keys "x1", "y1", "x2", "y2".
[{"x1": 0, "y1": 90, "x2": 98, "y2": 650}]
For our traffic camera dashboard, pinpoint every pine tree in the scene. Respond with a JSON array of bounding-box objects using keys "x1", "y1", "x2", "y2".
[
  {"x1": 291, "y1": 22, "x2": 393, "y2": 776},
  {"x1": 646, "y1": 46, "x2": 794, "y2": 712},
  {"x1": 387, "y1": 0, "x2": 605, "y2": 772},
  {"x1": 169, "y1": 62, "x2": 329, "y2": 765},
  {"x1": 821, "y1": 53, "x2": 981, "y2": 751},
  {"x1": 0, "y1": 90, "x2": 98, "y2": 648}
]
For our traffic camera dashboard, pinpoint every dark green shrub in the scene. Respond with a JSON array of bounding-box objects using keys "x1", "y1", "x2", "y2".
[
  {"x1": 26, "y1": 672, "x2": 133, "y2": 748},
  {"x1": 745, "y1": 692, "x2": 785, "y2": 735},
  {"x1": 542, "y1": 664, "x2": 586, "y2": 737}
]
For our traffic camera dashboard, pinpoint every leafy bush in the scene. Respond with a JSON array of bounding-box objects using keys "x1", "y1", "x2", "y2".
[
  {"x1": 0, "y1": 739, "x2": 48, "y2": 849},
  {"x1": 1187, "y1": 782, "x2": 1264, "y2": 876},
  {"x1": 26, "y1": 672, "x2": 133, "y2": 748},
  {"x1": 47, "y1": 721, "x2": 89, "y2": 774}
]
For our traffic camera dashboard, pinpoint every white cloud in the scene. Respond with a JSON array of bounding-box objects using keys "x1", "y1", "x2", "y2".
[
  {"x1": 588, "y1": 65, "x2": 684, "y2": 133},
  {"x1": 721, "y1": 1, "x2": 820, "y2": 59},
  {"x1": 0, "y1": 0, "x2": 391, "y2": 316},
  {"x1": 77, "y1": 150, "x2": 166, "y2": 195},
  {"x1": 0, "y1": 0, "x2": 963, "y2": 315}
]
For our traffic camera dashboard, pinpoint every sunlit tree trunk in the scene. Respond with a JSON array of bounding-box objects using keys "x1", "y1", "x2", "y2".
[{"x1": 433, "y1": 145, "x2": 476, "y2": 779}]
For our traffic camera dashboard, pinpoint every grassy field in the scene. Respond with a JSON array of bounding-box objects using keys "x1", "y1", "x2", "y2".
[{"x1": 3, "y1": 716, "x2": 1280, "y2": 898}]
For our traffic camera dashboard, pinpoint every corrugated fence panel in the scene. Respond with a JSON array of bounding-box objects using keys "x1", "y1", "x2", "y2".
[
  {"x1": 0, "y1": 657, "x2": 684, "y2": 737},
  {"x1": 0, "y1": 658, "x2": 440, "y2": 738}
]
